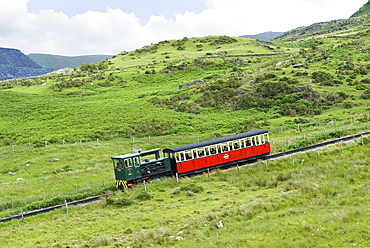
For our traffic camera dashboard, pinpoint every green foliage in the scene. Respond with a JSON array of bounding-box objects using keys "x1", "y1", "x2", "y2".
[
  {"x1": 180, "y1": 183, "x2": 204, "y2": 193},
  {"x1": 209, "y1": 36, "x2": 238, "y2": 45},
  {"x1": 136, "y1": 191, "x2": 152, "y2": 201},
  {"x1": 106, "y1": 197, "x2": 133, "y2": 207}
]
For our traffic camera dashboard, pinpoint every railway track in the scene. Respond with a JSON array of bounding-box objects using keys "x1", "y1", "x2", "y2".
[
  {"x1": 0, "y1": 195, "x2": 106, "y2": 223},
  {"x1": 1, "y1": 130, "x2": 369, "y2": 223}
]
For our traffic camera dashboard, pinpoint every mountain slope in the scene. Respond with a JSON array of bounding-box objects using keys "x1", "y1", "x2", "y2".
[
  {"x1": 351, "y1": 0, "x2": 370, "y2": 17},
  {"x1": 239, "y1": 31, "x2": 284, "y2": 41},
  {"x1": 0, "y1": 48, "x2": 54, "y2": 81},
  {"x1": 28, "y1": 53, "x2": 112, "y2": 69}
]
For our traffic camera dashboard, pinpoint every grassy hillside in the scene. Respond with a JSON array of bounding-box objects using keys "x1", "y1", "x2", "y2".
[
  {"x1": 351, "y1": 0, "x2": 370, "y2": 18},
  {"x1": 1, "y1": 14, "x2": 370, "y2": 246},
  {"x1": 1, "y1": 35, "x2": 370, "y2": 145},
  {"x1": 28, "y1": 53, "x2": 112, "y2": 69},
  {"x1": 1, "y1": 136, "x2": 370, "y2": 247}
]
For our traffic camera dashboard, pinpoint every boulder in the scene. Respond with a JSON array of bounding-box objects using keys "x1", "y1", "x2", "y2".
[{"x1": 51, "y1": 158, "x2": 59, "y2": 162}]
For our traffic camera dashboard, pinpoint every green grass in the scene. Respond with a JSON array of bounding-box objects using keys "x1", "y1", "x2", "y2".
[
  {"x1": 1, "y1": 22, "x2": 370, "y2": 247},
  {"x1": 1, "y1": 137, "x2": 370, "y2": 247}
]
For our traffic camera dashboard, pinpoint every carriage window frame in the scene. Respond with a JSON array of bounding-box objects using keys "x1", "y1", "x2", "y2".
[
  {"x1": 197, "y1": 148, "x2": 205, "y2": 158},
  {"x1": 240, "y1": 139, "x2": 245, "y2": 148},
  {"x1": 114, "y1": 159, "x2": 120, "y2": 169},
  {"x1": 124, "y1": 159, "x2": 133, "y2": 168},
  {"x1": 210, "y1": 145, "x2": 217, "y2": 155},
  {"x1": 222, "y1": 143, "x2": 229, "y2": 152},
  {"x1": 233, "y1": 140, "x2": 241, "y2": 150},
  {"x1": 185, "y1": 150, "x2": 193, "y2": 160},
  {"x1": 258, "y1": 135, "x2": 262, "y2": 145},
  {"x1": 179, "y1": 152, "x2": 186, "y2": 162},
  {"x1": 216, "y1": 144, "x2": 222, "y2": 153},
  {"x1": 134, "y1": 157, "x2": 140, "y2": 167},
  {"x1": 204, "y1": 147, "x2": 210, "y2": 156}
]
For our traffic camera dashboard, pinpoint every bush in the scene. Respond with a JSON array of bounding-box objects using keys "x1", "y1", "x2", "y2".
[
  {"x1": 137, "y1": 191, "x2": 152, "y2": 201},
  {"x1": 106, "y1": 197, "x2": 133, "y2": 207},
  {"x1": 180, "y1": 183, "x2": 204, "y2": 193}
]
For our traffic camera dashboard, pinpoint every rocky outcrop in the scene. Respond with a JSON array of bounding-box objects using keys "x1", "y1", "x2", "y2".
[
  {"x1": 0, "y1": 47, "x2": 54, "y2": 81},
  {"x1": 179, "y1": 79, "x2": 207, "y2": 89}
]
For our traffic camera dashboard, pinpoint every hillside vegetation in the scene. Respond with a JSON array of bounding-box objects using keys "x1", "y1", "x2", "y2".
[
  {"x1": 2, "y1": 8, "x2": 370, "y2": 247},
  {"x1": 1, "y1": 137, "x2": 370, "y2": 247},
  {"x1": 1, "y1": 33, "x2": 370, "y2": 144}
]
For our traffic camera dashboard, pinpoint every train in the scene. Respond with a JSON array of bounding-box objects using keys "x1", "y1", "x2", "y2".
[{"x1": 112, "y1": 129, "x2": 271, "y2": 188}]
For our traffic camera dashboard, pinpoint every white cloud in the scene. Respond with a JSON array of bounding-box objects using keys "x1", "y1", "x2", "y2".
[{"x1": 0, "y1": 0, "x2": 367, "y2": 55}]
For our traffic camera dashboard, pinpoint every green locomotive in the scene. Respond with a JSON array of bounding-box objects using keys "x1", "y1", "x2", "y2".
[{"x1": 111, "y1": 148, "x2": 172, "y2": 188}]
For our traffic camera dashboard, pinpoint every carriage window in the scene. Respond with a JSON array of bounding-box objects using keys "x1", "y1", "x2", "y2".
[
  {"x1": 113, "y1": 159, "x2": 119, "y2": 169},
  {"x1": 210, "y1": 146, "x2": 217, "y2": 155},
  {"x1": 233, "y1": 141, "x2": 240, "y2": 149},
  {"x1": 192, "y1": 149, "x2": 198, "y2": 159},
  {"x1": 134, "y1": 157, "x2": 140, "y2": 167},
  {"x1": 197, "y1": 148, "x2": 205, "y2": 157},
  {"x1": 264, "y1": 134, "x2": 269, "y2": 143},
  {"x1": 240, "y1": 139, "x2": 245, "y2": 148},
  {"x1": 222, "y1": 143, "x2": 229, "y2": 152},
  {"x1": 205, "y1": 147, "x2": 210, "y2": 156},
  {"x1": 177, "y1": 152, "x2": 185, "y2": 162},
  {"x1": 262, "y1": 134, "x2": 266, "y2": 144},
  {"x1": 251, "y1": 137, "x2": 255, "y2": 146},
  {"x1": 254, "y1": 136, "x2": 258, "y2": 145},
  {"x1": 185, "y1": 151, "x2": 192, "y2": 160},
  {"x1": 258, "y1": 135, "x2": 262, "y2": 145},
  {"x1": 124, "y1": 159, "x2": 133, "y2": 168},
  {"x1": 216, "y1": 144, "x2": 222, "y2": 153},
  {"x1": 228, "y1": 142, "x2": 234, "y2": 151},
  {"x1": 245, "y1": 138, "x2": 251, "y2": 147}
]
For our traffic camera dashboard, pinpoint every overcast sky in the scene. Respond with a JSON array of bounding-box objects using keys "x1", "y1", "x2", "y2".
[{"x1": 0, "y1": 0, "x2": 367, "y2": 56}]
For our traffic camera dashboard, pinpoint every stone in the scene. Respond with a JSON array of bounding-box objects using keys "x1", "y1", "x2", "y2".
[
  {"x1": 17, "y1": 178, "x2": 23, "y2": 181},
  {"x1": 51, "y1": 158, "x2": 59, "y2": 162},
  {"x1": 327, "y1": 121, "x2": 335, "y2": 125},
  {"x1": 237, "y1": 88, "x2": 248, "y2": 95},
  {"x1": 175, "y1": 236, "x2": 183, "y2": 241},
  {"x1": 216, "y1": 220, "x2": 224, "y2": 228},
  {"x1": 176, "y1": 231, "x2": 183, "y2": 235},
  {"x1": 293, "y1": 63, "x2": 304, "y2": 68},
  {"x1": 179, "y1": 79, "x2": 206, "y2": 89},
  {"x1": 7, "y1": 172, "x2": 14, "y2": 175}
]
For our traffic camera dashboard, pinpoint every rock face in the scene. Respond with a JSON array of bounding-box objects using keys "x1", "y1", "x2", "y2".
[{"x1": 0, "y1": 47, "x2": 54, "y2": 81}]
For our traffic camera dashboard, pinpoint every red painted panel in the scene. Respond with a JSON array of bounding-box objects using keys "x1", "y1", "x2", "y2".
[
  {"x1": 194, "y1": 157, "x2": 207, "y2": 170},
  {"x1": 176, "y1": 142, "x2": 271, "y2": 174},
  {"x1": 230, "y1": 149, "x2": 243, "y2": 161}
]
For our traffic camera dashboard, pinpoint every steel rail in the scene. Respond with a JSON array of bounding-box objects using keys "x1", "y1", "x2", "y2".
[
  {"x1": 265, "y1": 130, "x2": 370, "y2": 161},
  {"x1": 0, "y1": 195, "x2": 106, "y2": 223}
]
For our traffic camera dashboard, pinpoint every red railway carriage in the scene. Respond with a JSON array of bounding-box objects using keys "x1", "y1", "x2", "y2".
[{"x1": 163, "y1": 129, "x2": 271, "y2": 176}]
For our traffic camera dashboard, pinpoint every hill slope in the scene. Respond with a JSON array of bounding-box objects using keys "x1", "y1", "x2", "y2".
[
  {"x1": 1, "y1": 31, "x2": 370, "y2": 143},
  {"x1": 351, "y1": 0, "x2": 370, "y2": 17},
  {"x1": 0, "y1": 48, "x2": 54, "y2": 81},
  {"x1": 239, "y1": 31, "x2": 284, "y2": 41},
  {"x1": 28, "y1": 53, "x2": 112, "y2": 69}
]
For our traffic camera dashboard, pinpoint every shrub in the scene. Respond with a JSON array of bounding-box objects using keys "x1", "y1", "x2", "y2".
[
  {"x1": 180, "y1": 183, "x2": 204, "y2": 193},
  {"x1": 137, "y1": 191, "x2": 152, "y2": 201},
  {"x1": 106, "y1": 197, "x2": 133, "y2": 207}
]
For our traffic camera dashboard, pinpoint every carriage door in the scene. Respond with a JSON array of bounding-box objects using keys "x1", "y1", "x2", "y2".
[
  {"x1": 133, "y1": 157, "x2": 142, "y2": 178},
  {"x1": 124, "y1": 158, "x2": 135, "y2": 181}
]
